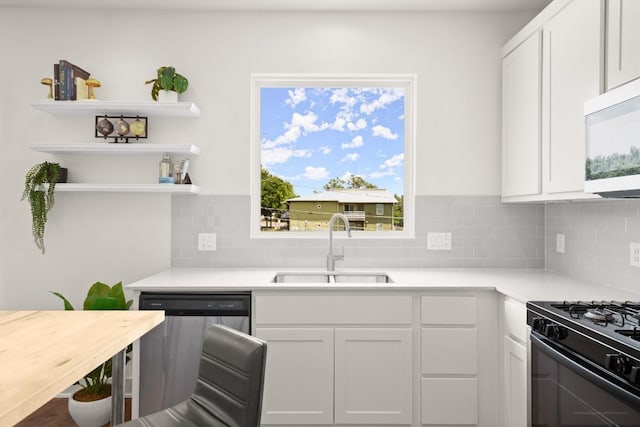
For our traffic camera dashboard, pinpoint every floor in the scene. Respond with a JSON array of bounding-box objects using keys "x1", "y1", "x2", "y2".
[{"x1": 15, "y1": 398, "x2": 131, "y2": 427}]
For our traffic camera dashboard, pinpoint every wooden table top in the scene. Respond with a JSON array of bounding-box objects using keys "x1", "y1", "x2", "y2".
[{"x1": 0, "y1": 310, "x2": 164, "y2": 426}]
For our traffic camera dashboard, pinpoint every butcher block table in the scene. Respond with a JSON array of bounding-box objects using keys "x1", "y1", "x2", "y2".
[{"x1": 0, "y1": 310, "x2": 164, "y2": 426}]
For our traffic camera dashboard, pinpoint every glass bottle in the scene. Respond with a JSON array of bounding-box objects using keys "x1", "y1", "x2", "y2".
[{"x1": 159, "y1": 154, "x2": 172, "y2": 178}]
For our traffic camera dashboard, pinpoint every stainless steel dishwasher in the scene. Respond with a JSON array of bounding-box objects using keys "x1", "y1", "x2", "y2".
[{"x1": 138, "y1": 292, "x2": 251, "y2": 416}]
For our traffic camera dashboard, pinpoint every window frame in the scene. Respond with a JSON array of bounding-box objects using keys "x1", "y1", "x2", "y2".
[{"x1": 250, "y1": 73, "x2": 416, "y2": 239}]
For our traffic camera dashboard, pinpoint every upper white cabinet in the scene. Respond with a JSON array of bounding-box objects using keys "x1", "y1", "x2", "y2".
[
  {"x1": 542, "y1": 0, "x2": 602, "y2": 196},
  {"x1": 502, "y1": 0, "x2": 603, "y2": 202},
  {"x1": 606, "y1": 0, "x2": 640, "y2": 90},
  {"x1": 501, "y1": 31, "x2": 542, "y2": 198}
]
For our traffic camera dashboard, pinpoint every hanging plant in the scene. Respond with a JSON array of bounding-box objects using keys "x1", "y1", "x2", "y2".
[{"x1": 21, "y1": 161, "x2": 65, "y2": 254}]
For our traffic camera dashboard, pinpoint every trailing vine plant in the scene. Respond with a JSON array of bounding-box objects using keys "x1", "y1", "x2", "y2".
[{"x1": 21, "y1": 161, "x2": 61, "y2": 254}]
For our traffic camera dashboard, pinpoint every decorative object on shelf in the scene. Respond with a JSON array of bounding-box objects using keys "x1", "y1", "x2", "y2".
[
  {"x1": 159, "y1": 154, "x2": 174, "y2": 184},
  {"x1": 40, "y1": 77, "x2": 53, "y2": 99},
  {"x1": 21, "y1": 161, "x2": 67, "y2": 254},
  {"x1": 172, "y1": 158, "x2": 191, "y2": 184},
  {"x1": 51, "y1": 281, "x2": 133, "y2": 427},
  {"x1": 85, "y1": 78, "x2": 101, "y2": 100},
  {"x1": 145, "y1": 66, "x2": 189, "y2": 102},
  {"x1": 94, "y1": 115, "x2": 148, "y2": 143}
]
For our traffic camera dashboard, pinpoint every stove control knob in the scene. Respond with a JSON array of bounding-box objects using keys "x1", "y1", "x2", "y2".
[
  {"x1": 532, "y1": 317, "x2": 546, "y2": 333},
  {"x1": 629, "y1": 366, "x2": 640, "y2": 385},
  {"x1": 606, "y1": 354, "x2": 631, "y2": 374},
  {"x1": 544, "y1": 324, "x2": 567, "y2": 340}
]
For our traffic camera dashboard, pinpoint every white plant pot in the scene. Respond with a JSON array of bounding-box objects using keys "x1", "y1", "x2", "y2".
[
  {"x1": 68, "y1": 395, "x2": 111, "y2": 427},
  {"x1": 157, "y1": 90, "x2": 178, "y2": 102}
]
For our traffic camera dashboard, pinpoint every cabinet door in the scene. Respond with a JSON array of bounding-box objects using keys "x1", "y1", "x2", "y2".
[
  {"x1": 256, "y1": 328, "x2": 334, "y2": 425},
  {"x1": 503, "y1": 335, "x2": 528, "y2": 427},
  {"x1": 502, "y1": 31, "x2": 542, "y2": 198},
  {"x1": 334, "y1": 328, "x2": 412, "y2": 424},
  {"x1": 421, "y1": 377, "x2": 478, "y2": 425},
  {"x1": 542, "y1": 0, "x2": 602, "y2": 195},
  {"x1": 607, "y1": 0, "x2": 640, "y2": 90}
]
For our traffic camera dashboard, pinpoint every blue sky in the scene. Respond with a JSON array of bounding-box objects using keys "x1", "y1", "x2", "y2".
[{"x1": 261, "y1": 87, "x2": 405, "y2": 197}]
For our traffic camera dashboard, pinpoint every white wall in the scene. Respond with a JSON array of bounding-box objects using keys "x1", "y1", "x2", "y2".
[{"x1": 0, "y1": 8, "x2": 534, "y2": 309}]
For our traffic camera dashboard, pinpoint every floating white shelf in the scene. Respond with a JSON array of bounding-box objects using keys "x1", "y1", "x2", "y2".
[
  {"x1": 31, "y1": 143, "x2": 200, "y2": 155},
  {"x1": 49, "y1": 183, "x2": 200, "y2": 194},
  {"x1": 30, "y1": 100, "x2": 200, "y2": 118}
]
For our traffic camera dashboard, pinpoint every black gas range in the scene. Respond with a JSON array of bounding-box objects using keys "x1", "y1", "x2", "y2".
[{"x1": 527, "y1": 300, "x2": 640, "y2": 426}]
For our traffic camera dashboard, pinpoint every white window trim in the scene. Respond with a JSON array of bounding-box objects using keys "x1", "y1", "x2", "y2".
[{"x1": 250, "y1": 73, "x2": 416, "y2": 239}]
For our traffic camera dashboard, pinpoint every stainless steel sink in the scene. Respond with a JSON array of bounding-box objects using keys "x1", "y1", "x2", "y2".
[
  {"x1": 272, "y1": 272, "x2": 392, "y2": 283},
  {"x1": 332, "y1": 272, "x2": 392, "y2": 283}
]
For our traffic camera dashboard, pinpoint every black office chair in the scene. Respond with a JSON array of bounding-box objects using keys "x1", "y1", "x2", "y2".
[{"x1": 120, "y1": 324, "x2": 267, "y2": 427}]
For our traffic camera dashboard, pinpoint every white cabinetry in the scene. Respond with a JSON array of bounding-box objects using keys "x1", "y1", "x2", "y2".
[
  {"x1": 421, "y1": 296, "x2": 479, "y2": 425},
  {"x1": 499, "y1": 296, "x2": 529, "y2": 427},
  {"x1": 502, "y1": 31, "x2": 542, "y2": 198},
  {"x1": 501, "y1": 0, "x2": 602, "y2": 202},
  {"x1": 606, "y1": 0, "x2": 640, "y2": 90},
  {"x1": 254, "y1": 294, "x2": 413, "y2": 425},
  {"x1": 30, "y1": 101, "x2": 200, "y2": 193}
]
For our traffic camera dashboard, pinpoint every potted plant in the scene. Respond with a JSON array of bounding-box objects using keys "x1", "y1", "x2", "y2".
[
  {"x1": 145, "y1": 66, "x2": 189, "y2": 102},
  {"x1": 52, "y1": 281, "x2": 133, "y2": 427},
  {"x1": 21, "y1": 161, "x2": 67, "y2": 254}
]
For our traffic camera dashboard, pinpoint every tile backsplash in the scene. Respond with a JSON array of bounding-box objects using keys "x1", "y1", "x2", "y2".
[
  {"x1": 172, "y1": 195, "x2": 544, "y2": 269},
  {"x1": 546, "y1": 199, "x2": 640, "y2": 293}
]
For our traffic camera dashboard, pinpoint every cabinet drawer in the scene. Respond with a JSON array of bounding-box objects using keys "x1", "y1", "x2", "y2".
[
  {"x1": 421, "y1": 328, "x2": 478, "y2": 375},
  {"x1": 503, "y1": 298, "x2": 527, "y2": 343},
  {"x1": 421, "y1": 296, "x2": 476, "y2": 325},
  {"x1": 255, "y1": 295, "x2": 412, "y2": 324},
  {"x1": 421, "y1": 377, "x2": 478, "y2": 425}
]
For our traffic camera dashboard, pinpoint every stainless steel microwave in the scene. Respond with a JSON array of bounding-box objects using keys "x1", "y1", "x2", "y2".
[{"x1": 585, "y1": 78, "x2": 640, "y2": 197}]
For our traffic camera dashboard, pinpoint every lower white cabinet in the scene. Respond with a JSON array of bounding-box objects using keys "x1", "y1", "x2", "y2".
[
  {"x1": 499, "y1": 296, "x2": 529, "y2": 427},
  {"x1": 421, "y1": 378, "x2": 478, "y2": 425},
  {"x1": 255, "y1": 294, "x2": 413, "y2": 425},
  {"x1": 256, "y1": 328, "x2": 334, "y2": 424},
  {"x1": 503, "y1": 335, "x2": 527, "y2": 427}
]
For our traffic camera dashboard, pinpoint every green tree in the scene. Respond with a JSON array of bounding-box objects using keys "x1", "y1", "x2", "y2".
[
  {"x1": 261, "y1": 167, "x2": 296, "y2": 219},
  {"x1": 393, "y1": 193, "x2": 404, "y2": 228},
  {"x1": 323, "y1": 175, "x2": 377, "y2": 190}
]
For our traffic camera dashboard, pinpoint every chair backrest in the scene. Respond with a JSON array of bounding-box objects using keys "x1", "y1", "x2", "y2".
[{"x1": 191, "y1": 324, "x2": 267, "y2": 427}]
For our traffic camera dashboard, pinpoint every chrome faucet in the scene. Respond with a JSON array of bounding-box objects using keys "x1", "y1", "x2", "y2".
[{"x1": 327, "y1": 213, "x2": 352, "y2": 271}]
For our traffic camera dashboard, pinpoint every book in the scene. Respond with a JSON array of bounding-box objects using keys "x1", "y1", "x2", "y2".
[
  {"x1": 53, "y1": 63, "x2": 60, "y2": 100},
  {"x1": 58, "y1": 60, "x2": 91, "y2": 100}
]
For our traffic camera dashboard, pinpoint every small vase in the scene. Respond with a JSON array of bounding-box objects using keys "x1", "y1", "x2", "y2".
[
  {"x1": 157, "y1": 90, "x2": 178, "y2": 102},
  {"x1": 68, "y1": 395, "x2": 111, "y2": 427}
]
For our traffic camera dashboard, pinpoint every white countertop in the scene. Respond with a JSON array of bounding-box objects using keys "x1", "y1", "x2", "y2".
[{"x1": 126, "y1": 268, "x2": 640, "y2": 303}]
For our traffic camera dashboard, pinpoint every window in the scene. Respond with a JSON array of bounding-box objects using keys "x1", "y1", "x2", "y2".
[{"x1": 251, "y1": 74, "x2": 415, "y2": 238}]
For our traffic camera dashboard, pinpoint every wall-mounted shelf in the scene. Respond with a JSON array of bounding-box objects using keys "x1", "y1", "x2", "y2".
[
  {"x1": 31, "y1": 143, "x2": 200, "y2": 155},
  {"x1": 48, "y1": 183, "x2": 200, "y2": 194},
  {"x1": 30, "y1": 100, "x2": 200, "y2": 118}
]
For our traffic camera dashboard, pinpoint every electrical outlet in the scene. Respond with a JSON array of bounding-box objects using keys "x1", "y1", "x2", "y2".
[
  {"x1": 556, "y1": 233, "x2": 565, "y2": 253},
  {"x1": 198, "y1": 233, "x2": 216, "y2": 251},
  {"x1": 427, "y1": 232, "x2": 452, "y2": 250},
  {"x1": 630, "y1": 243, "x2": 640, "y2": 267}
]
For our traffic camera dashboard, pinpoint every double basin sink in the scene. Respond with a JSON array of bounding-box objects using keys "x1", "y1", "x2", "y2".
[{"x1": 272, "y1": 271, "x2": 392, "y2": 284}]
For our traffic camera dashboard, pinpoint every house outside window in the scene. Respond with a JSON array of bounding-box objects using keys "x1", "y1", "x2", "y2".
[{"x1": 376, "y1": 203, "x2": 384, "y2": 216}]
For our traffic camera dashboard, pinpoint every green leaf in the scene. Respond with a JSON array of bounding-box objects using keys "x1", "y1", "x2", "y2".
[
  {"x1": 173, "y1": 74, "x2": 188, "y2": 94},
  {"x1": 50, "y1": 291, "x2": 75, "y2": 310}
]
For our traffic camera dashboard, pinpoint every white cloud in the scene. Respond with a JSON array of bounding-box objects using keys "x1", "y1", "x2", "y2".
[
  {"x1": 294, "y1": 149, "x2": 312, "y2": 158},
  {"x1": 262, "y1": 111, "x2": 328, "y2": 149},
  {"x1": 341, "y1": 153, "x2": 360, "y2": 162},
  {"x1": 304, "y1": 166, "x2": 330, "y2": 180},
  {"x1": 340, "y1": 171, "x2": 354, "y2": 182},
  {"x1": 360, "y1": 88, "x2": 404, "y2": 115},
  {"x1": 262, "y1": 147, "x2": 293, "y2": 165},
  {"x1": 319, "y1": 145, "x2": 332, "y2": 155},
  {"x1": 341, "y1": 135, "x2": 364, "y2": 150},
  {"x1": 262, "y1": 126, "x2": 301, "y2": 149},
  {"x1": 372, "y1": 125, "x2": 398, "y2": 140},
  {"x1": 330, "y1": 88, "x2": 356, "y2": 108},
  {"x1": 285, "y1": 88, "x2": 306, "y2": 107},
  {"x1": 347, "y1": 118, "x2": 367, "y2": 131},
  {"x1": 382, "y1": 153, "x2": 404, "y2": 168},
  {"x1": 331, "y1": 116, "x2": 347, "y2": 131},
  {"x1": 369, "y1": 169, "x2": 396, "y2": 178}
]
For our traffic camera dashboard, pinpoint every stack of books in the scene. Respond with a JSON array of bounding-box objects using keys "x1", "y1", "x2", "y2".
[{"x1": 53, "y1": 60, "x2": 90, "y2": 101}]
